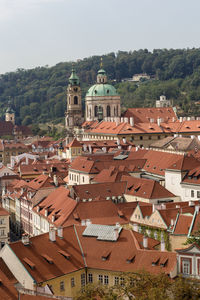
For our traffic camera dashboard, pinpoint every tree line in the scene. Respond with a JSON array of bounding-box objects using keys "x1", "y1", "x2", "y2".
[{"x1": 1, "y1": 48, "x2": 200, "y2": 127}]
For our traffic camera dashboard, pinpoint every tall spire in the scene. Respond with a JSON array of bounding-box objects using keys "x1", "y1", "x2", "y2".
[{"x1": 100, "y1": 57, "x2": 103, "y2": 69}]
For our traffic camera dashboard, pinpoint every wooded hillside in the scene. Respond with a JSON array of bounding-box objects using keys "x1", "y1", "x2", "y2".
[{"x1": 1, "y1": 48, "x2": 200, "y2": 126}]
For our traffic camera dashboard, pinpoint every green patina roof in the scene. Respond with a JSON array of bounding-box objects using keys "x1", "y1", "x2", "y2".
[
  {"x1": 6, "y1": 107, "x2": 14, "y2": 113},
  {"x1": 97, "y1": 68, "x2": 106, "y2": 75},
  {"x1": 69, "y1": 69, "x2": 80, "y2": 85},
  {"x1": 86, "y1": 83, "x2": 118, "y2": 97}
]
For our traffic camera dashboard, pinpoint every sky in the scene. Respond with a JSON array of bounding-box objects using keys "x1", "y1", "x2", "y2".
[{"x1": 0, "y1": 0, "x2": 200, "y2": 74}]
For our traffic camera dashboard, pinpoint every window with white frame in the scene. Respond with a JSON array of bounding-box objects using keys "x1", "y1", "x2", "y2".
[
  {"x1": 81, "y1": 273, "x2": 85, "y2": 286},
  {"x1": 88, "y1": 273, "x2": 93, "y2": 283},
  {"x1": 104, "y1": 275, "x2": 109, "y2": 285},
  {"x1": 182, "y1": 259, "x2": 190, "y2": 275},
  {"x1": 114, "y1": 276, "x2": 119, "y2": 285},
  {"x1": 191, "y1": 190, "x2": 194, "y2": 198},
  {"x1": 98, "y1": 274, "x2": 103, "y2": 284}
]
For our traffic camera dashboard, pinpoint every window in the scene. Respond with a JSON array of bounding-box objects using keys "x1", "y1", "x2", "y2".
[
  {"x1": 104, "y1": 275, "x2": 109, "y2": 285},
  {"x1": 197, "y1": 191, "x2": 200, "y2": 198},
  {"x1": 0, "y1": 219, "x2": 4, "y2": 225},
  {"x1": 71, "y1": 277, "x2": 75, "y2": 287},
  {"x1": 82, "y1": 176, "x2": 84, "y2": 183},
  {"x1": 120, "y1": 277, "x2": 125, "y2": 286},
  {"x1": 140, "y1": 136, "x2": 143, "y2": 140},
  {"x1": 0, "y1": 230, "x2": 5, "y2": 236},
  {"x1": 74, "y1": 96, "x2": 78, "y2": 105},
  {"x1": 114, "y1": 276, "x2": 119, "y2": 285},
  {"x1": 98, "y1": 274, "x2": 103, "y2": 284},
  {"x1": 191, "y1": 190, "x2": 194, "y2": 198},
  {"x1": 149, "y1": 136, "x2": 152, "y2": 140},
  {"x1": 81, "y1": 273, "x2": 85, "y2": 286},
  {"x1": 182, "y1": 260, "x2": 190, "y2": 275},
  {"x1": 88, "y1": 273, "x2": 93, "y2": 283},
  {"x1": 158, "y1": 136, "x2": 161, "y2": 140},
  {"x1": 94, "y1": 106, "x2": 98, "y2": 117},
  {"x1": 107, "y1": 105, "x2": 111, "y2": 117},
  {"x1": 60, "y1": 281, "x2": 65, "y2": 291}
]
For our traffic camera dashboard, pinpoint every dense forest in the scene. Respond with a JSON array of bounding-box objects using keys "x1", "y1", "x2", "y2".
[{"x1": 1, "y1": 48, "x2": 200, "y2": 128}]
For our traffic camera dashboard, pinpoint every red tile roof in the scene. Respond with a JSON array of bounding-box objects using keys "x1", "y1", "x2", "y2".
[
  {"x1": 73, "y1": 182, "x2": 127, "y2": 201},
  {"x1": 9, "y1": 225, "x2": 177, "y2": 282},
  {"x1": 34, "y1": 186, "x2": 77, "y2": 227},
  {"x1": 122, "y1": 175, "x2": 175, "y2": 200},
  {"x1": 173, "y1": 214, "x2": 193, "y2": 235},
  {"x1": 123, "y1": 107, "x2": 178, "y2": 124},
  {"x1": 0, "y1": 258, "x2": 17, "y2": 300},
  {"x1": 66, "y1": 138, "x2": 82, "y2": 148}
]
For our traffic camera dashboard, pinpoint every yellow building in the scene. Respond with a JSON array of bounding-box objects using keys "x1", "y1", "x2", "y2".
[{"x1": 0, "y1": 224, "x2": 177, "y2": 298}]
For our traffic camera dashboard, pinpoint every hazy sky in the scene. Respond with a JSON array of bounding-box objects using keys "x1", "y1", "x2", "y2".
[{"x1": 0, "y1": 0, "x2": 200, "y2": 74}]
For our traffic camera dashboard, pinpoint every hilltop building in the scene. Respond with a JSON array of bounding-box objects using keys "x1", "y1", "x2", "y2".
[{"x1": 156, "y1": 95, "x2": 172, "y2": 108}]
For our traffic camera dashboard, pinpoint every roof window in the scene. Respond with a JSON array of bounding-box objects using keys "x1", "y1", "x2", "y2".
[
  {"x1": 126, "y1": 254, "x2": 135, "y2": 264},
  {"x1": 59, "y1": 250, "x2": 70, "y2": 260},
  {"x1": 160, "y1": 257, "x2": 168, "y2": 267},
  {"x1": 23, "y1": 257, "x2": 35, "y2": 269},
  {"x1": 152, "y1": 258, "x2": 159, "y2": 266},
  {"x1": 101, "y1": 250, "x2": 111, "y2": 261},
  {"x1": 41, "y1": 254, "x2": 53, "y2": 264}
]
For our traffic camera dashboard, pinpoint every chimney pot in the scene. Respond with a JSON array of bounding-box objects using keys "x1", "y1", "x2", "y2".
[{"x1": 49, "y1": 227, "x2": 56, "y2": 242}]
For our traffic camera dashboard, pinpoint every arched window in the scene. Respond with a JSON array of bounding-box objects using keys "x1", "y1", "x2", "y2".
[
  {"x1": 94, "y1": 106, "x2": 98, "y2": 117},
  {"x1": 114, "y1": 106, "x2": 116, "y2": 116},
  {"x1": 107, "y1": 105, "x2": 111, "y2": 117},
  {"x1": 74, "y1": 96, "x2": 78, "y2": 105}
]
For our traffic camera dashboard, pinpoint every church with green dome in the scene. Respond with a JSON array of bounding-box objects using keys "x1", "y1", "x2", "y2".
[{"x1": 85, "y1": 68, "x2": 121, "y2": 121}]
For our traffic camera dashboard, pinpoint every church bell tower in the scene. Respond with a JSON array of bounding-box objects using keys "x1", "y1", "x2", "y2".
[{"x1": 65, "y1": 67, "x2": 82, "y2": 143}]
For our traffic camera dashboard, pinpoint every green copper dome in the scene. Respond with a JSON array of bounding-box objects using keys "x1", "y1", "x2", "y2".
[
  {"x1": 6, "y1": 106, "x2": 14, "y2": 114},
  {"x1": 69, "y1": 68, "x2": 80, "y2": 86},
  {"x1": 86, "y1": 83, "x2": 118, "y2": 97}
]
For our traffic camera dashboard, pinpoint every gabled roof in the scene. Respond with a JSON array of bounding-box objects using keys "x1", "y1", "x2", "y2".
[
  {"x1": 122, "y1": 175, "x2": 175, "y2": 200},
  {"x1": 167, "y1": 155, "x2": 200, "y2": 171},
  {"x1": 67, "y1": 138, "x2": 82, "y2": 148},
  {"x1": 33, "y1": 186, "x2": 77, "y2": 227}
]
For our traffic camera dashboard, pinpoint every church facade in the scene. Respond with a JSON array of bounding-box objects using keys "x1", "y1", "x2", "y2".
[{"x1": 65, "y1": 65, "x2": 121, "y2": 142}]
